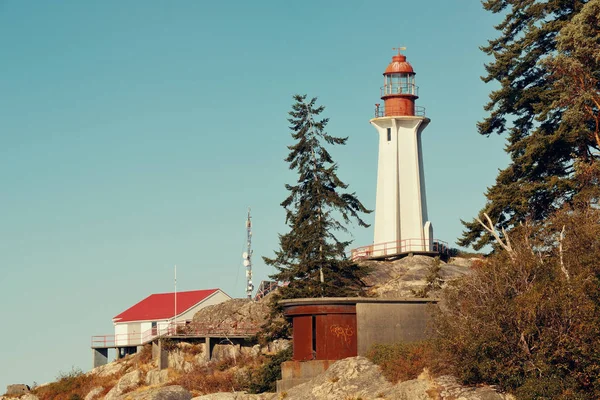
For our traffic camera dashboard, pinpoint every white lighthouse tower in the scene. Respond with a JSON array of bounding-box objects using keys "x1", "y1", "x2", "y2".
[{"x1": 367, "y1": 49, "x2": 434, "y2": 258}]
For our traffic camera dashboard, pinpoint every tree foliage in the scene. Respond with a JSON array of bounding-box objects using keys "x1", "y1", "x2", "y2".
[
  {"x1": 437, "y1": 199, "x2": 600, "y2": 398},
  {"x1": 459, "y1": 0, "x2": 599, "y2": 250},
  {"x1": 264, "y1": 94, "x2": 371, "y2": 299}
]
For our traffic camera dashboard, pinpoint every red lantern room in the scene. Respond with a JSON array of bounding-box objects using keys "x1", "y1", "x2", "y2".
[{"x1": 379, "y1": 49, "x2": 419, "y2": 117}]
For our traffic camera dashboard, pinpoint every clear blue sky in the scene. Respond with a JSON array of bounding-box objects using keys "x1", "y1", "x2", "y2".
[{"x1": 0, "y1": 0, "x2": 508, "y2": 390}]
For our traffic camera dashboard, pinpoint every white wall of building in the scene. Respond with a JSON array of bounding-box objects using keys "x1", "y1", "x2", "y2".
[{"x1": 114, "y1": 323, "x2": 129, "y2": 346}]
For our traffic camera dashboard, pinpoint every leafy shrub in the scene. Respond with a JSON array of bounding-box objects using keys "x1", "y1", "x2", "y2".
[
  {"x1": 246, "y1": 346, "x2": 292, "y2": 393},
  {"x1": 435, "y1": 201, "x2": 600, "y2": 398}
]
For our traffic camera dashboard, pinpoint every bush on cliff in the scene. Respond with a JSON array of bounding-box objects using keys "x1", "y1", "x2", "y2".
[{"x1": 435, "y1": 199, "x2": 600, "y2": 399}]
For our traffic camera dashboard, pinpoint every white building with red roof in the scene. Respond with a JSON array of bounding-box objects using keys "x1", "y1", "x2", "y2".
[{"x1": 112, "y1": 288, "x2": 231, "y2": 346}]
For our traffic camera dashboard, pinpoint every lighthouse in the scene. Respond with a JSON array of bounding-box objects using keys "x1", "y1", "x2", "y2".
[{"x1": 366, "y1": 49, "x2": 434, "y2": 258}]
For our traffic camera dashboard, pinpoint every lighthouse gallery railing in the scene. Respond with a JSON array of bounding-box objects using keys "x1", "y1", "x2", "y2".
[{"x1": 351, "y1": 238, "x2": 448, "y2": 261}]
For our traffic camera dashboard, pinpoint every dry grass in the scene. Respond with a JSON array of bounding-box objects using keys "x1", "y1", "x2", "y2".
[
  {"x1": 33, "y1": 345, "x2": 159, "y2": 400},
  {"x1": 31, "y1": 343, "x2": 270, "y2": 399},
  {"x1": 171, "y1": 354, "x2": 263, "y2": 396},
  {"x1": 33, "y1": 368, "x2": 120, "y2": 400},
  {"x1": 137, "y1": 344, "x2": 153, "y2": 365},
  {"x1": 367, "y1": 341, "x2": 448, "y2": 384},
  {"x1": 171, "y1": 363, "x2": 239, "y2": 396}
]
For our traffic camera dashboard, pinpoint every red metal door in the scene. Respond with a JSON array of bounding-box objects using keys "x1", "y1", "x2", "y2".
[
  {"x1": 316, "y1": 313, "x2": 357, "y2": 359},
  {"x1": 292, "y1": 315, "x2": 313, "y2": 361}
]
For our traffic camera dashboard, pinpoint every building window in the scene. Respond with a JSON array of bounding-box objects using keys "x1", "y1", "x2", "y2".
[{"x1": 387, "y1": 128, "x2": 391, "y2": 142}]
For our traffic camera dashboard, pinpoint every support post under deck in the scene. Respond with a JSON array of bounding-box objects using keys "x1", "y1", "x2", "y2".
[{"x1": 93, "y1": 348, "x2": 108, "y2": 368}]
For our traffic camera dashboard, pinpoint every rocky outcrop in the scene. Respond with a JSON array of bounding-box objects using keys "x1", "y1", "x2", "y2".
[
  {"x1": 282, "y1": 357, "x2": 513, "y2": 400},
  {"x1": 116, "y1": 385, "x2": 192, "y2": 400},
  {"x1": 105, "y1": 369, "x2": 142, "y2": 400},
  {"x1": 265, "y1": 339, "x2": 289, "y2": 354},
  {"x1": 145, "y1": 369, "x2": 171, "y2": 386},
  {"x1": 6, "y1": 384, "x2": 30, "y2": 396},
  {"x1": 84, "y1": 386, "x2": 104, "y2": 400},
  {"x1": 361, "y1": 255, "x2": 473, "y2": 298},
  {"x1": 283, "y1": 356, "x2": 394, "y2": 399},
  {"x1": 192, "y1": 394, "x2": 274, "y2": 400},
  {"x1": 191, "y1": 299, "x2": 270, "y2": 335},
  {"x1": 192, "y1": 357, "x2": 512, "y2": 400},
  {"x1": 89, "y1": 354, "x2": 134, "y2": 377},
  {"x1": 0, "y1": 395, "x2": 39, "y2": 400},
  {"x1": 168, "y1": 344, "x2": 204, "y2": 372}
]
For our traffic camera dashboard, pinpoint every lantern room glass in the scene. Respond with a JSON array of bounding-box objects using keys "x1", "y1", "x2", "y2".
[{"x1": 384, "y1": 73, "x2": 415, "y2": 95}]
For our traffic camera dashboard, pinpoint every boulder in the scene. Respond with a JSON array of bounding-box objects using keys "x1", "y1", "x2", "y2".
[
  {"x1": 145, "y1": 369, "x2": 170, "y2": 386},
  {"x1": 90, "y1": 359, "x2": 124, "y2": 377},
  {"x1": 84, "y1": 387, "x2": 104, "y2": 400},
  {"x1": 265, "y1": 339, "x2": 290, "y2": 354},
  {"x1": 105, "y1": 369, "x2": 142, "y2": 400},
  {"x1": 361, "y1": 255, "x2": 472, "y2": 298},
  {"x1": 283, "y1": 356, "x2": 393, "y2": 400},
  {"x1": 191, "y1": 299, "x2": 269, "y2": 335},
  {"x1": 120, "y1": 385, "x2": 192, "y2": 400},
  {"x1": 274, "y1": 357, "x2": 512, "y2": 400},
  {"x1": 240, "y1": 344, "x2": 261, "y2": 358},
  {"x1": 211, "y1": 344, "x2": 241, "y2": 362},
  {"x1": 192, "y1": 393, "x2": 275, "y2": 400},
  {"x1": 430, "y1": 375, "x2": 514, "y2": 400},
  {"x1": 167, "y1": 349, "x2": 198, "y2": 373},
  {"x1": 6, "y1": 384, "x2": 30, "y2": 396}
]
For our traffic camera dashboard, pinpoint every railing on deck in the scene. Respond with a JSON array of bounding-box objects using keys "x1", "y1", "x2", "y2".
[
  {"x1": 381, "y1": 83, "x2": 419, "y2": 97},
  {"x1": 254, "y1": 280, "x2": 279, "y2": 301},
  {"x1": 351, "y1": 238, "x2": 448, "y2": 261},
  {"x1": 91, "y1": 320, "x2": 261, "y2": 348},
  {"x1": 374, "y1": 104, "x2": 426, "y2": 118}
]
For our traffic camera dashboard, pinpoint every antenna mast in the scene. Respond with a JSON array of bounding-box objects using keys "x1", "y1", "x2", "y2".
[{"x1": 243, "y1": 208, "x2": 254, "y2": 299}]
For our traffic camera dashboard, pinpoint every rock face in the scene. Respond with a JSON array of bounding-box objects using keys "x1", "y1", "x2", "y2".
[
  {"x1": 191, "y1": 298, "x2": 270, "y2": 335},
  {"x1": 6, "y1": 384, "x2": 30, "y2": 396},
  {"x1": 281, "y1": 357, "x2": 513, "y2": 400},
  {"x1": 192, "y1": 393, "x2": 274, "y2": 400},
  {"x1": 192, "y1": 357, "x2": 513, "y2": 400},
  {"x1": 145, "y1": 369, "x2": 171, "y2": 386},
  {"x1": 84, "y1": 386, "x2": 104, "y2": 400},
  {"x1": 117, "y1": 385, "x2": 192, "y2": 400},
  {"x1": 361, "y1": 255, "x2": 473, "y2": 298},
  {"x1": 89, "y1": 356, "x2": 129, "y2": 377},
  {"x1": 0, "y1": 395, "x2": 39, "y2": 400},
  {"x1": 105, "y1": 369, "x2": 142, "y2": 400},
  {"x1": 283, "y1": 356, "x2": 394, "y2": 399}
]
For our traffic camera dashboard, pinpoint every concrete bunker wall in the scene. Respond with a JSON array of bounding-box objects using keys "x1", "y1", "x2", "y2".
[{"x1": 356, "y1": 301, "x2": 434, "y2": 355}]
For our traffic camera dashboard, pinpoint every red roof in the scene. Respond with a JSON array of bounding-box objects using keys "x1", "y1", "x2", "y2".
[{"x1": 113, "y1": 289, "x2": 221, "y2": 323}]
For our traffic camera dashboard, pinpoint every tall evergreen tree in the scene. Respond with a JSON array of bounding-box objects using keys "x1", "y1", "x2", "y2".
[
  {"x1": 264, "y1": 94, "x2": 371, "y2": 299},
  {"x1": 459, "y1": 0, "x2": 598, "y2": 250}
]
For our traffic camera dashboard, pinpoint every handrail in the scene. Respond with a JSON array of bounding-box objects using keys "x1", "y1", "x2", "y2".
[
  {"x1": 374, "y1": 104, "x2": 426, "y2": 118},
  {"x1": 381, "y1": 83, "x2": 419, "y2": 97},
  {"x1": 91, "y1": 319, "x2": 261, "y2": 348},
  {"x1": 350, "y1": 238, "x2": 448, "y2": 261}
]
